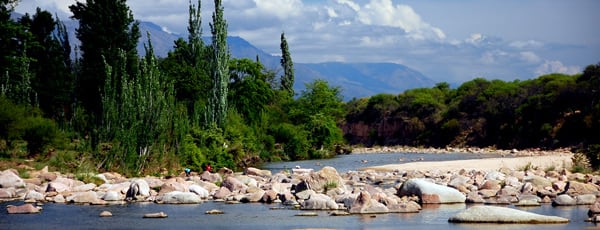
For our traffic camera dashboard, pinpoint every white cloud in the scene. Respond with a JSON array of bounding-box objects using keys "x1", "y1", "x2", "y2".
[
  {"x1": 336, "y1": 0, "x2": 360, "y2": 12},
  {"x1": 355, "y1": 0, "x2": 445, "y2": 40},
  {"x1": 241, "y1": 0, "x2": 303, "y2": 19},
  {"x1": 535, "y1": 60, "x2": 580, "y2": 76},
  {"x1": 509, "y1": 40, "x2": 544, "y2": 49},
  {"x1": 519, "y1": 51, "x2": 541, "y2": 63},
  {"x1": 466, "y1": 33, "x2": 484, "y2": 44}
]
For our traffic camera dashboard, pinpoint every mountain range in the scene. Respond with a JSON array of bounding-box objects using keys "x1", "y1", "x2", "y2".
[{"x1": 16, "y1": 12, "x2": 436, "y2": 100}]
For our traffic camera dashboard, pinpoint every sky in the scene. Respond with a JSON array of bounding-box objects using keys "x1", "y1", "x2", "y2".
[{"x1": 15, "y1": 0, "x2": 600, "y2": 84}]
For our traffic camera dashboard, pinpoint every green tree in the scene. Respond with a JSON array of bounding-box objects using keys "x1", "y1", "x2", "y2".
[
  {"x1": 20, "y1": 9, "x2": 74, "y2": 122},
  {"x1": 69, "y1": 0, "x2": 140, "y2": 118},
  {"x1": 280, "y1": 32, "x2": 294, "y2": 97},
  {"x1": 228, "y1": 58, "x2": 273, "y2": 124},
  {"x1": 207, "y1": 0, "x2": 229, "y2": 128}
]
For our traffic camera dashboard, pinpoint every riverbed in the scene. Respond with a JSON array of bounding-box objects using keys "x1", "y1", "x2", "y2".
[{"x1": 1, "y1": 152, "x2": 596, "y2": 229}]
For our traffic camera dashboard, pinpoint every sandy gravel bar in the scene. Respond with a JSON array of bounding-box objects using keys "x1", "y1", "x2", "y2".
[{"x1": 360, "y1": 153, "x2": 573, "y2": 172}]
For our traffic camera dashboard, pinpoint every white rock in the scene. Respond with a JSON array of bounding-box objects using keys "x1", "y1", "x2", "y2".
[{"x1": 449, "y1": 205, "x2": 569, "y2": 223}]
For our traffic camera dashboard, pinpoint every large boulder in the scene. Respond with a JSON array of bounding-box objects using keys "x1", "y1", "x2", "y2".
[
  {"x1": 7, "y1": 204, "x2": 41, "y2": 214},
  {"x1": 126, "y1": 179, "x2": 151, "y2": 200},
  {"x1": 188, "y1": 184, "x2": 209, "y2": 199},
  {"x1": 67, "y1": 191, "x2": 101, "y2": 204},
  {"x1": 24, "y1": 190, "x2": 45, "y2": 201},
  {"x1": 157, "y1": 191, "x2": 202, "y2": 204},
  {"x1": 222, "y1": 176, "x2": 248, "y2": 193},
  {"x1": 398, "y1": 179, "x2": 466, "y2": 204},
  {"x1": 298, "y1": 166, "x2": 345, "y2": 193},
  {"x1": 448, "y1": 205, "x2": 569, "y2": 223},
  {"x1": 563, "y1": 181, "x2": 599, "y2": 195},
  {"x1": 213, "y1": 187, "x2": 232, "y2": 200},
  {"x1": 576, "y1": 194, "x2": 596, "y2": 205},
  {"x1": 552, "y1": 194, "x2": 576, "y2": 206},
  {"x1": 301, "y1": 193, "x2": 338, "y2": 210},
  {"x1": 0, "y1": 169, "x2": 25, "y2": 188},
  {"x1": 46, "y1": 182, "x2": 70, "y2": 193},
  {"x1": 349, "y1": 191, "x2": 389, "y2": 214},
  {"x1": 102, "y1": 191, "x2": 121, "y2": 201}
]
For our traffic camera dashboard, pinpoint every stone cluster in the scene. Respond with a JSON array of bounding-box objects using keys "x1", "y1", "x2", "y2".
[{"x1": 1, "y1": 162, "x2": 599, "y2": 223}]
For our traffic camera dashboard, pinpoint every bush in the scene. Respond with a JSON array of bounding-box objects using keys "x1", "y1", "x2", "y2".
[{"x1": 23, "y1": 116, "x2": 60, "y2": 156}]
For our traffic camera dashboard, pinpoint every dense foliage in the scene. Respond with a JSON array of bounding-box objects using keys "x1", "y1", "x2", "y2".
[
  {"x1": 0, "y1": 0, "x2": 346, "y2": 176},
  {"x1": 1, "y1": 0, "x2": 599, "y2": 174},
  {"x1": 344, "y1": 68, "x2": 600, "y2": 167}
]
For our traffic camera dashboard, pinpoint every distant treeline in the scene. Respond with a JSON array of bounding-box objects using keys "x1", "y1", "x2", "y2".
[{"x1": 344, "y1": 67, "x2": 600, "y2": 151}]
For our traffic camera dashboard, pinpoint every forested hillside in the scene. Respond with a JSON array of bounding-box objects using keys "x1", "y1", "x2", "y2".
[{"x1": 344, "y1": 68, "x2": 600, "y2": 152}]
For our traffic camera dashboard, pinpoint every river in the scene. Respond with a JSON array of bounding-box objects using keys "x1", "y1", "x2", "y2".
[{"x1": 1, "y1": 152, "x2": 597, "y2": 229}]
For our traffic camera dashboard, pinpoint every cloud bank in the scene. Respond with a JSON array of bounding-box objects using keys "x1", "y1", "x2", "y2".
[{"x1": 15, "y1": 0, "x2": 599, "y2": 84}]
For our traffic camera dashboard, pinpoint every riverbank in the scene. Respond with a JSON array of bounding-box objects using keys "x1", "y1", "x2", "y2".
[
  {"x1": 361, "y1": 154, "x2": 573, "y2": 172},
  {"x1": 2, "y1": 148, "x2": 599, "y2": 227},
  {"x1": 350, "y1": 145, "x2": 573, "y2": 156}
]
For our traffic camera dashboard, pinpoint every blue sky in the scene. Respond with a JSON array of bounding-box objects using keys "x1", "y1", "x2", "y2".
[{"x1": 16, "y1": 0, "x2": 600, "y2": 84}]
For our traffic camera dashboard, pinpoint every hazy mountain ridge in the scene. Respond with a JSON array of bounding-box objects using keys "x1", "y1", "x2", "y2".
[{"x1": 13, "y1": 13, "x2": 435, "y2": 99}]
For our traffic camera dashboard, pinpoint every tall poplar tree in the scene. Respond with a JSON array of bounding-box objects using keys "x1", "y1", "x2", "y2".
[
  {"x1": 280, "y1": 32, "x2": 294, "y2": 97},
  {"x1": 208, "y1": 0, "x2": 229, "y2": 128},
  {"x1": 69, "y1": 0, "x2": 140, "y2": 118}
]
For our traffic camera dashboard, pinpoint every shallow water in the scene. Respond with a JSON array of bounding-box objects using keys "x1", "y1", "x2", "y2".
[
  {"x1": 262, "y1": 151, "x2": 506, "y2": 174},
  {"x1": 2, "y1": 152, "x2": 597, "y2": 229},
  {"x1": 1, "y1": 201, "x2": 594, "y2": 230}
]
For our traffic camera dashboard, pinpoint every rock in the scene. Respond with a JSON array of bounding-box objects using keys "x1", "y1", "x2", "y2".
[
  {"x1": 552, "y1": 194, "x2": 576, "y2": 206},
  {"x1": 241, "y1": 190, "x2": 266, "y2": 203},
  {"x1": 466, "y1": 192, "x2": 485, "y2": 203},
  {"x1": 200, "y1": 171, "x2": 223, "y2": 184},
  {"x1": 448, "y1": 205, "x2": 569, "y2": 223},
  {"x1": 205, "y1": 209, "x2": 224, "y2": 214},
  {"x1": 295, "y1": 189, "x2": 316, "y2": 200},
  {"x1": 298, "y1": 166, "x2": 345, "y2": 193},
  {"x1": 576, "y1": 194, "x2": 596, "y2": 205},
  {"x1": 588, "y1": 199, "x2": 600, "y2": 217},
  {"x1": 480, "y1": 180, "x2": 501, "y2": 190},
  {"x1": 497, "y1": 186, "x2": 519, "y2": 197},
  {"x1": 213, "y1": 187, "x2": 231, "y2": 200},
  {"x1": 7, "y1": 204, "x2": 41, "y2": 214},
  {"x1": 99, "y1": 211, "x2": 113, "y2": 217},
  {"x1": 484, "y1": 171, "x2": 505, "y2": 181},
  {"x1": 73, "y1": 183, "x2": 97, "y2": 192},
  {"x1": 478, "y1": 189, "x2": 498, "y2": 198},
  {"x1": 523, "y1": 175, "x2": 551, "y2": 189},
  {"x1": 143, "y1": 212, "x2": 167, "y2": 218},
  {"x1": 387, "y1": 200, "x2": 421, "y2": 213},
  {"x1": 24, "y1": 190, "x2": 44, "y2": 201},
  {"x1": 398, "y1": 179, "x2": 466, "y2": 204},
  {"x1": 447, "y1": 175, "x2": 470, "y2": 190},
  {"x1": 349, "y1": 191, "x2": 389, "y2": 214},
  {"x1": 0, "y1": 169, "x2": 25, "y2": 188},
  {"x1": 295, "y1": 212, "x2": 318, "y2": 216},
  {"x1": 46, "y1": 182, "x2": 69, "y2": 193},
  {"x1": 53, "y1": 194, "x2": 65, "y2": 203},
  {"x1": 564, "y1": 181, "x2": 599, "y2": 195},
  {"x1": 157, "y1": 191, "x2": 202, "y2": 204},
  {"x1": 329, "y1": 211, "x2": 350, "y2": 216},
  {"x1": 68, "y1": 191, "x2": 101, "y2": 204},
  {"x1": 261, "y1": 190, "x2": 279, "y2": 203},
  {"x1": 188, "y1": 184, "x2": 209, "y2": 199},
  {"x1": 222, "y1": 176, "x2": 248, "y2": 193},
  {"x1": 102, "y1": 191, "x2": 121, "y2": 201},
  {"x1": 245, "y1": 167, "x2": 272, "y2": 178},
  {"x1": 301, "y1": 193, "x2": 338, "y2": 210},
  {"x1": 515, "y1": 194, "x2": 541, "y2": 206},
  {"x1": 0, "y1": 188, "x2": 16, "y2": 198},
  {"x1": 126, "y1": 179, "x2": 151, "y2": 200}
]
